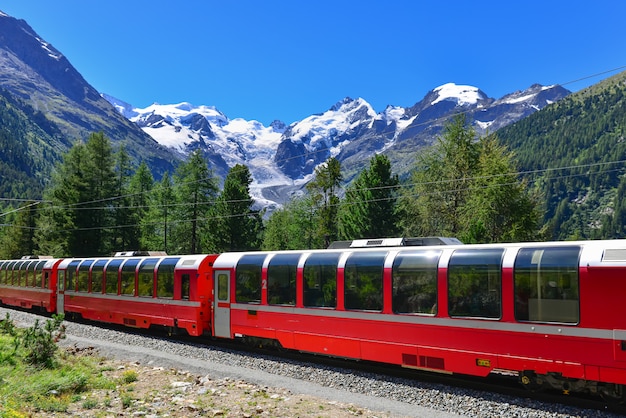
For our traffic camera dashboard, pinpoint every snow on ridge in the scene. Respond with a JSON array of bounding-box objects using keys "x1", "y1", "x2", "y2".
[
  {"x1": 289, "y1": 97, "x2": 375, "y2": 148},
  {"x1": 432, "y1": 83, "x2": 484, "y2": 106}
]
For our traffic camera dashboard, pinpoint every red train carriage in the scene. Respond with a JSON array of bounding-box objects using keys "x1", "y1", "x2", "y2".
[
  {"x1": 0, "y1": 257, "x2": 62, "y2": 313},
  {"x1": 210, "y1": 239, "x2": 626, "y2": 399},
  {"x1": 57, "y1": 253, "x2": 218, "y2": 336}
]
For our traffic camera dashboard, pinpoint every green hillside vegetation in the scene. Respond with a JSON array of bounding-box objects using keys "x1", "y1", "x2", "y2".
[
  {"x1": 0, "y1": 88, "x2": 65, "y2": 200},
  {"x1": 497, "y1": 71, "x2": 626, "y2": 240}
]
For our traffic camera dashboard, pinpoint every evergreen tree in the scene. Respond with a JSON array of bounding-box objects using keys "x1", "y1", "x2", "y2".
[
  {"x1": 36, "y1": 132, "x2": 117, "y2": 257},
  {"x1": 83, "y1": 132, "x2": 117, "y2": 255},
  {"x1": 112, "y1": 145, "x2": 134, "y2": 251},
  {"x1": 142, "y1": 171, "x2": 175, "y2": 252},
  {"x1": 171, "y1": 150, "x2": 218, "y2": 254},
  {"x1": 398, "y1": 116, "x2": 539, "y2": 243},
  {"x1": 306, "y1": 157, "x2": 342, "y2": 247},
  {"x1": 207, "y1": 164, "x2": 262, "y2": 252},
  {"x1": 460, "y1": 134, "x2": 539, "y2": 243},
  {"x1": 0, "y1": 201, "x2": 40, "y2": 259},
  {"x1": 338, "y1": 154, "x2": 399, "y2": 240},
  {"x1": 125, "y1": 162, "x2": 154, "y2": 250}
]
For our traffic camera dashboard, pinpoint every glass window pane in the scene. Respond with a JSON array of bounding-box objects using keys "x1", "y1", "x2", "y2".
[
  {"x1": 303, "y1": 253, "x2": 339, "y2": 308},
  {"x1": 448, "y1": 249, "x2": 503, "y2": 318},
  {"x1": 105, "y1": 259, "x2": 122, "y2": 295},
  {"x1": 392, "y1": 250, "x2": 441, "y2": 314},
  {"x1": 138, "y1": 258, "x2": 158, "y2": 297},
  {"x1": 35, "y1": 261, "x2": 47, "y2": 288},
  {"x1": 5, "y1": 261, "x2": 16, "y2": 285},
  {"x1": 218, "y1": 273, "x2": 229, "y2": 301},
  {"x1": 181, "y1": 274, "x2": 190, "y2": 300},
  {"x1": 514, "y1": 246, "x2": 580, "y2": 324},
  {"x1": 77, "y1": 260, "x2": 94, "y2": 292},
  {"x1": 157, "y1": 258, "x2": 179, "y2": 299},
  {"x1": 16, "y1": 261, "x2": 27, "y2": 287},
  {"x1": 344, "y1": 252, "x2": 386, "y2": 311},
  {"x1": 267, "y1": 253, "x2": 299, "y2": 306},
  {"x1": 26, "y1": 260, "x2": 37, "y2": 287},
  {"x1": 90, "y1": 260, "x2": 108, "y2": 293},
  {"x1": 120, "y1": 259, "x2": 139, "y2": 296},
  {"x1": 66, "y1": 261, "x2": 81, "y2": 291},
  {"x1": 235, "y1": 254, "x2": 265, "y2": 303}
]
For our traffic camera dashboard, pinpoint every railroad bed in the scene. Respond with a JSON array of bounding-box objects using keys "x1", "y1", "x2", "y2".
[{"x1": 1, "y1": 307, "x2": 621, "y2": 418}]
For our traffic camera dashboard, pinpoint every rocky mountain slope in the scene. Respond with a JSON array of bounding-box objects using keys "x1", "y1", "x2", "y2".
[{"x1": 0, "y1": 11, "x2": 177, "y2": 176}]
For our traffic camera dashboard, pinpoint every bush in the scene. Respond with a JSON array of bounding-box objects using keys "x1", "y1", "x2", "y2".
[{"x1": 18, "y1": 314, "x2": 66, "y2": 368}]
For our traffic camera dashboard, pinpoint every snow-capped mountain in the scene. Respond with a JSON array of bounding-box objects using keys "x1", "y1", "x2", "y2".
[{"x1": 104, "y1": 82, "x2": 570, "y2": 207}]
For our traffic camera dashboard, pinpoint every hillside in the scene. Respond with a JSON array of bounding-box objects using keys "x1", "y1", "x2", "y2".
[
  {"x1": 0, "y1": 12, "x2": 178, "y2": 183},
  {"x1": 0, "y1": 88, "x2": 65, "y2": 199},
  {"x1": 497, "y1": 71, "x2": 626, "y2": 240}
]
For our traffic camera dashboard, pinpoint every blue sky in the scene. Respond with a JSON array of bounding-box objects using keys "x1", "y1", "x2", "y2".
[{"x1": 3, "y1": 1, "x2": 625, "y2": 125}]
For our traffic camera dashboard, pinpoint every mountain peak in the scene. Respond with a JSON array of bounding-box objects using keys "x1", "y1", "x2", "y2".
[{"x1": 431, "y1": 83, "x2": 487, "y2": 106}]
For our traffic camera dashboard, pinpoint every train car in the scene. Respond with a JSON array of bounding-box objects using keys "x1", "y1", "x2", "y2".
[
  {"x1": 56, "y1": 253, "x2": 218, "y2": 336},
  {"x1": 0, "y1": 257, "x2": 62, "y2": 313},
  {"x1": 210, "y1": 239, "x2": 626, "y2": 399}
]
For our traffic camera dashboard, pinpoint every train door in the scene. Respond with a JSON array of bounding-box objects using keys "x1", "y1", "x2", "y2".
[
  {"x1": 213, "y1": 270, "x2": 231, "y2": 338},
  {"x1": 57, "y1": 270, "x2": 65, "y2": 314}
]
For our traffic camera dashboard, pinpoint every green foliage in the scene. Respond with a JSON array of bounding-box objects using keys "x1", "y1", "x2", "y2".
[
  {"x1": 262, "y1": 195, "x2": 324, "y2": 250},
  {"x1": 398, "y1": 115, "x2": 539, "y2": 242},
  {"x1": 141, "y1": 171, "x2": 175, "y2": 252},
  {"x1": 338, "y1": 154, "x2": 400, "y2": 240},
  {"x1": 171, "y1": 150, "x2": 219, "y2": 254},
  {"x1": 17, "y1": 314, "x2": 66, "y2": 368},
  {"x1": 207, "y1": 164, "x2": 263, "y2": 252},
  {"x1": 498, "y1": 71, "x2": 626, "y2": 239},
  {"x1": 306, "y1": 157, "x2": 343, "y2": 247}
]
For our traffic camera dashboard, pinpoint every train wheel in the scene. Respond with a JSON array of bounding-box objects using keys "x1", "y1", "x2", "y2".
[{"x1": 519, "y1": 371, "x2": 542, "y2": 391}]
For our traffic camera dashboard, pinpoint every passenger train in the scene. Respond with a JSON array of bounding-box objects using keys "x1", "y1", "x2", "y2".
[{"x1": 1, "y1": 237, "x2": 626, "y2": 399}]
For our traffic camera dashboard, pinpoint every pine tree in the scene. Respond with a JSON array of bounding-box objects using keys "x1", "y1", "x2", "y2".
[
  {"x1": 338, "y1": 154, "x2": 399, "y2": 240},
  {"x1": 36, "y1": 132, "x2": 117, "y2": 256},
  {"x1": 398, "y1": 116, "x2": 539, "y2": 243},
  {"x1": 306, "y1": 157, "x2": 342, "y2": 247},
  {"x1": 171, "y1": 150, "x2": 218, "y2": 254},
  {"x1": 207, "y1": 164, "x2": 262, "y2": 252},
  {"x1": 142, "y1": 171, "x2": 174, "y2": 252}
]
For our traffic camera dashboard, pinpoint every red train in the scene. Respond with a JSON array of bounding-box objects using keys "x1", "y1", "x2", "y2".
[{"x1": 1, "y1": 238, "x2": 626, "y2": 399}]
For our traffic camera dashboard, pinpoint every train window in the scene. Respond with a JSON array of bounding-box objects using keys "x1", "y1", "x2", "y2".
[
  {"x1": 392, "y1": 250, "x2": 441, "y2": 314},
  {"x1": 137, "y1": 258, "x2": 158, "y2": 297},
  {"x1": 181, "y1": 274, "x2": 190, "y2": 300},
  {"x1": 27, "y1": 261, "x2": 38, "y2": 287},
  {"x1": 235, "y1": 254, "x2": 265, "y2": 304},
  {"x1": 6, "y1": 261, "x2": 16, "y2": 285},
  {"x1": 16, "y1": 261, "x2": 27, "y2": 287},
  {"x1": 344, "y1": 251, "x2": 386, "y2": 311},
  {"x1": 35, "y1": 261, "x2": 47, "y2": 288},
  {"x1": 21, "y1": 261, "x2": 32, "y2": 287},
  {"x1": 267, "y1": 253, "x2": 299, "y2": 306},
  {"x1": 66, "y1": 260, "x2": 81, "y2": 292},
  {"x1": 0, "y1": 261, "x2": 6, "y2": 285},
  {"x1": 514, "y1": 246, "x2": 580, "y2": 324},
  {"x1": 303, "y1": 252, "x2": 340, "y2": 308},
  {"x1": 105, "y1": 259, "x2": 122, "y2": 294},
  {"x1": 217, "y1": 273, "x2": 229, "y2": 301},
  {"x1": 77, "y1": 259, "x2": 95, "y2": 292},
  {"x1": 157, "y1": 258, "x2": 179, "y2": 299},
  {"x1": 23, "y1": 261, "x2": 31, "y2": 287},
  {"x1": 120, "y1": 259, "x2": 139, "y2": 296},
  {"x1": 448, "y1": 249, "x2": 503, "y2": 319},
  {"x1": 91, "y1": 260, "x2": 107, "y2": 293}
]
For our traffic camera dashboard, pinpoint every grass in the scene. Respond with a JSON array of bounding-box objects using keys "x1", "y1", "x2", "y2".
[{"x1": 0, "y1": 315, "x2": 116, "y2": 417}]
